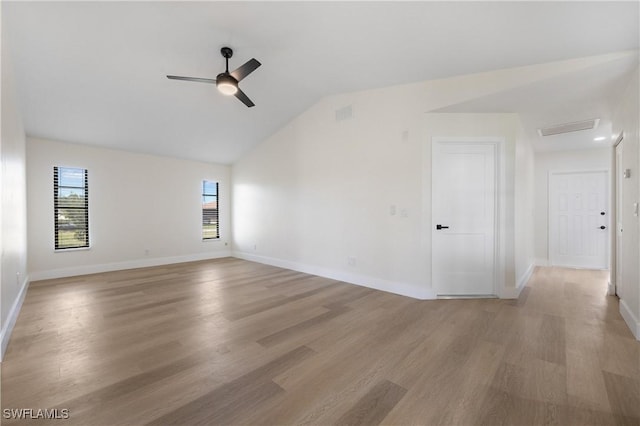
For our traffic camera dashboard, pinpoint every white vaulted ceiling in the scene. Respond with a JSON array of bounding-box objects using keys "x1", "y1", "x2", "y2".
[{"x1": 3, "y1": 1, "x2": 639, "y2": 163}]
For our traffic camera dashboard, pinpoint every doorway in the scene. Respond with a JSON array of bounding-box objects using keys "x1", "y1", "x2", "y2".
[
  {"x1": 548, "y1": 170, "x2": 609, "y2": 269},
  {"x1": 432, "y1": 140, "x2": 498, "y2": 297}
]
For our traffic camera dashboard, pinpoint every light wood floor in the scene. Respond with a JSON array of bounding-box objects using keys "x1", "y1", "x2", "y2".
[{"x1": 2, "y1": 258, "x2": 638, "y2": 425}]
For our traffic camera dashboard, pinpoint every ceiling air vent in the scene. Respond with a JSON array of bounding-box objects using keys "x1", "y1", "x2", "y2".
[{"x1": 537, "y1": 118, "x2": 600, "y2": 137}]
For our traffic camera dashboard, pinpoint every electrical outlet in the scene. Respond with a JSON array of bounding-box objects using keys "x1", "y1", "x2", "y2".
[
  {"x1": 16, "y1": 272, "x2": 20, "y2": 287},
  {"x1": 390, "y1": 205, "x2": 397, "y2": 216},
  {"x1": 347, "y1": 257, "x2": 357, "y2": 266},
  {"x1": 400, "y1": 208, "x2": 408, "y2": 218},
  {"x1": 253, "y1": 244, "x2": 257, "y2": 251},
  {"x1": 144, "y1": 249, "x2": 150, "y2": 256}
]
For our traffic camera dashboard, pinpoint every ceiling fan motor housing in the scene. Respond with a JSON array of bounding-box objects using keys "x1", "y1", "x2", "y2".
[
  {"x1": 221, "y1": 47, "x2": 233, "y2": 59},
  {"x1": 216, "y1": 73, "x2": 238, "y2": 95}
]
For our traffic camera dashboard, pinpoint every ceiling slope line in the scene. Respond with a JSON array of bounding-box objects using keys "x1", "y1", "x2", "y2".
[{"x1": 419, "y1": 50, "x2": 639, "y2": 114}]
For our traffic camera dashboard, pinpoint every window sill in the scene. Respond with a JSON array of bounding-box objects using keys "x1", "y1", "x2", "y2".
[{"x1": 55, "y1": 246, "x2": 91, "y2": 253}]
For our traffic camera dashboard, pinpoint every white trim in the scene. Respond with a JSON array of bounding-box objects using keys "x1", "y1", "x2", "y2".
[
  {"x1": 29, "y1": 251, "x2": 232, "y2": 281},
  {"x1": 500, "y1": 263, "x2": 533, "y2": 299},
  {"x1": 500, "y1": 287, "x2": 521, "y2": 299},
  {"x1": 1, "y1": 275, "x2": 30, "y2": 361},
  {"x1": 496, "y1": 139, "x2": 507, "y2": 298},
  {"x1": 500, "y1": 262, "x2": 534, "y2": 299},
  {"x1": 55, "y1": 246, "x2": 91, "y2": 253},
  {"x1": 619, "y1": 298, "x2": 640, "y2": 340},
  {"x1": 233, "y1": 251, "x2": 437, "y2": 300},
  {"x1": 431, "y1": 137, "x2": 505, "y2": 297},
  {"x1": 608, "y1": 281, "x2": 616, "y2": 296},
  {"x1": 614, "y1": 139, "x2": 623, "y2": 302}
]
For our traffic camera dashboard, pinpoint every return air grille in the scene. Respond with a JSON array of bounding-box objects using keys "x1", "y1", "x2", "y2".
[{"x1": 537, "y1": 118, "x2": 600, "y2": 137}]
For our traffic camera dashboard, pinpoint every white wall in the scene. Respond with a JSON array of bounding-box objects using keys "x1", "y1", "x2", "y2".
[
  {"x1": 232, "y1": 93, "x2": 432, "y2": 298},
  {"x1": 533, "y1": 148, "x2": 612, "y2": 265},
  {"x1": 515, "y1": 126, "x2": 536, "y2": 289},
  {"x1": 27, "y1": 138, "x2": 231, "y2": 280},
  {"x1": 1, "y1": 15, "x2": 29, "y2": 358},
  {"x1": 232, "y1": 70, "x2": 535, "y2": 299},
  {"x1": 611, "y1": 66, "x2": 640, "y2": 339}
]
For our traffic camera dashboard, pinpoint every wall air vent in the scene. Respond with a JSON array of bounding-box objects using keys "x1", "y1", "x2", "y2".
[
  {"x1": 335, "y1": 105, "x2": 353, "y2": 122},
  {"x1": 537, "y1": 118, "x2": 600, "y2": 137}
]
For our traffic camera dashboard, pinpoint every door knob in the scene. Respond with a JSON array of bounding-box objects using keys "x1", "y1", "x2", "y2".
[
  {"x1": 600, "y1": 226, "x2": 606, "y2": 230},
  {"x1": 436, "y1": 224, "x2": 449, "y2": 230}
]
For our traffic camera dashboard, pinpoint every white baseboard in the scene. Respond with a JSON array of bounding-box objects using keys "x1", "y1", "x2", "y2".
[
  {"x1": 619, "y1": 298, "x2": 640, "y2": 340},
  {"x1": 1, "y1": 275, "x2": 30, "y2": 361},
  {"x1": 608, "y1": 281, "x2": 616, "y2": 296},
  {"x1": 29, "y1": 251, "x2": 232, "y2": 282},
  {"x1": 232, "y1": 251, "x2": 436, "y2": 300},
  {"x1": 501, "y1": 262, "x2": 534, "y2": 299}
]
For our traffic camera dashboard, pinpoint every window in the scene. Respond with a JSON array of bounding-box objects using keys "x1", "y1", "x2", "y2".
[
  {"x1": 202, "y1": 180, "x2": 219, "y2": 240},
  {"x1": 54, "y1": 166, "x2": 89, "y2": 250}
]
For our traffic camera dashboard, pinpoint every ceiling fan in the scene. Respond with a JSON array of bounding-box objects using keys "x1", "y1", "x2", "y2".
[{"x1": 167, "y1": 47, "x2": 261, "y2": 107}]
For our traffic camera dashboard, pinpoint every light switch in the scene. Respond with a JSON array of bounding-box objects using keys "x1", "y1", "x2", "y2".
[
  {"x1": 390, "y1": 205, "x2": 397, "y2": 216},
  {"x1": 634, "y1": 202, "x2": 638, "y2": 217}
]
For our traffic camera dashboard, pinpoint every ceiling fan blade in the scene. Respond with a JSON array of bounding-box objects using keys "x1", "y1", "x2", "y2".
[
  {"x1": 234, "y1": 88, "x2": 255, "y2": 108},
  {"x1": 167, "y1": 75, "x2": 216, "y2": 84},
  {"x1": 230, "y1": 58, "x2": 261, "y2": 82}
]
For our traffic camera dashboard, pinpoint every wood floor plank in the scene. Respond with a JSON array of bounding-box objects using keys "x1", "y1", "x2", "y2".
[
  {"x1": 256, "y1": 305, "x2": 350, "y2": 348},
  {"x1": 223, "y1": 281, "x2": 342, "y2": 321},
  {"x1": 565, "y1": 326, "x2": 612, "y2": 412},
  {"x1": 601, "y1": 370, "x2": 640, "y2": 422},
  {"x1": 334, "y1": 379, "x2": 407, "y2": 426},
  {"x1": 1, "y1": 259, "x2": 638, "y2": 425},
  {"x1": 145, "y1": 345, "x2": 315, "y2": 425},
  {"x1": 55, "y1": 349, "x2": 211, "y2": 416},
  {"x1": 538, "y1": 313, "x2": 567, "y2": 365}
]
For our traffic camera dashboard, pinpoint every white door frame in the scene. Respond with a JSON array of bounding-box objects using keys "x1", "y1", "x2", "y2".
[
  {"x1": 430, "y1": 137, "x2": 506, "y2": 297},
  {"x1": 547, "y1": 168, "x2": 610, "y2": 269},
  {"x1": 613, "y1": 134, "x2": 624, "y2": 295}
]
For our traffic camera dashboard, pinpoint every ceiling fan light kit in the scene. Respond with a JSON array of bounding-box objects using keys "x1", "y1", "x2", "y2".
[
  {"x1": 216, "y1": 74, "x2": 238, "y2": 96},
  {"x1": 167, "y1": 46, "x2": 260, "y2": 107}
]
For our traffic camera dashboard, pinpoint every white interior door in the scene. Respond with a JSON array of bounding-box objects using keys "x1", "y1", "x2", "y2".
[
  {"x1": 549, "y1": 171, "x2": 608, "y2": 269},
  {"x1": 432, "y1": 141, "x2": 496, "y2": 296}
]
